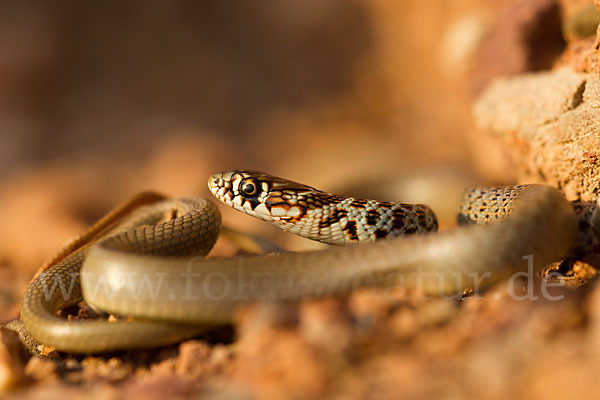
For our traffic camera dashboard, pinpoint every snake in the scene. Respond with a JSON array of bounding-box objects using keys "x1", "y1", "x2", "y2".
[{"x1": 19, "y1": 170, "x2": 578, "y2": 353}]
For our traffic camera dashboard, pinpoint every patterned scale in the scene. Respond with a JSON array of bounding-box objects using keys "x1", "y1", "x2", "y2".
[
  {"x1": 457, "y1": 185, "x2": 528, "y2": 224},
  {"x1": 209, "y1": 170, "x2": 438, "y2": 245}
]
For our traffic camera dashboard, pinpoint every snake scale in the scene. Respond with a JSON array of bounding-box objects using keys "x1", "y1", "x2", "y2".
[{"x1": 20, "y1": 170, "x2": 578, "y2": 353}]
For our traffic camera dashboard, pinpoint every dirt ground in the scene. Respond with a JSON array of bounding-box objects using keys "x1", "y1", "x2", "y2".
[{"x1": 2, "y1": 1, "x2": 600, "y2": 399}]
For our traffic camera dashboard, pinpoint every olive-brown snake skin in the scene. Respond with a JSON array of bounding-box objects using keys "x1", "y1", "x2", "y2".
[{"x1": 20, "y1": 171, "x2": 578, "y2": 353}]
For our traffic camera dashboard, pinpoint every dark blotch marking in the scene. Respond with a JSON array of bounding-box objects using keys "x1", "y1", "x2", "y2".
[
  {"x1": 264, "y1": 196, "x2": 286, "y2": 213},
  {"x1": 366, "y1": 209, "x2": 380, "y2": 226},
  {"x1": 374, "y1": 228, "x2": 388, "y2": 239},
  {"x1": 245, "y1": 197, "x2": 261, "y2": 211},
  {"x1": 319, "y1": 209, "x2": 348, "y2": 228},
  {"x1": 350, "y1": 199, "x2": 368, "y2": 208},
  {"x1": 417, "y1": 212, "x2": 428, "y2": 229},
  {"x1": 343, "y1": 221, "x2": 359, "y2": 241},
  {"x1": 265, "y1": 197, "x2": 286, "y2": 207},
  {"x1": 391, "y1": 208, "x2": 407, "y2": 230},
  {"x1": 404, "y1": 226, "x2": 418, "y2": 234}
]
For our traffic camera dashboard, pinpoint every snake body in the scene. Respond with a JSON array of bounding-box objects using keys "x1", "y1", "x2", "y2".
[{"x1": 20, "y1": 171, "x2": 578, "y2": 353}]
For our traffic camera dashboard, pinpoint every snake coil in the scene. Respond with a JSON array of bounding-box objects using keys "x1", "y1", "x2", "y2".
[{"x1": 21, "y1": 171, "x2": 577, "y2": 353}]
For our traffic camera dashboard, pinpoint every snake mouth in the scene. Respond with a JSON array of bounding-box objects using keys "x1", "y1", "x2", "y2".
[
  {"x1": 207, "y1": 172, "x2": 234, "y2": 204},
  {"x1": 207, "y1": 173, "x2": 223, "y2": 195},
  {"x1": 208, "y1": 171, "x2": 274, "y2": 222}
]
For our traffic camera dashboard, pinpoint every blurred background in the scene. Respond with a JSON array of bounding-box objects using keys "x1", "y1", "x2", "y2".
[{"x1": 2, "y1": 0, "x2": 551, "y2": 182}]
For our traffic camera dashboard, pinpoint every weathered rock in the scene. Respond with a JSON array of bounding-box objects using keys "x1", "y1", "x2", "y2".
[
  {"x1": 473, "y1": 67, "x2": 587, "y2": 139},
  {"x1": 474, "y1": 67, "x2": 600, "y2": 201}
]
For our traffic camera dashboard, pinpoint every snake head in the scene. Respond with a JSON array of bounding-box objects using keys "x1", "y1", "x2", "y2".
[{"x1": 208, "y1": 170, "x2": 319, "y2": 222}]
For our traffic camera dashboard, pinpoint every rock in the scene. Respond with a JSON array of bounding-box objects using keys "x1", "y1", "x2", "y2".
[
  {"x1": 0, "y1": 326, "x2": 29, "y2": 392},
  {"x1": 474, "y1": 67, "x2": 600, "y2": 201},
  {"x1": 299, "y1": 297, "x2": 353, "y2": 353},
  {"x1": 174, "y1": 341, "x2": 211, "y2": 376},
  {"x1": 23, "y1": 357, "x2": 57, "y2": 383},
  {"x1": 473, "y1": 67, "x2": 587, "y2": 139},
  {"x1": 468, "y1": 0, "x2": 565, "y2": 94}
]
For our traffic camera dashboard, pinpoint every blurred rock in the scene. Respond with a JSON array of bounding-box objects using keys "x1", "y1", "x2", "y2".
[
  {"x1": 23, "y1": 357, "x2": 57, "y2": 384},
  {"x1": 562, "y1": 2, "x2": 600, "y2": 39},
  {"x1": 0, "y1": 327, "x2": 29, "y2": 392},
  {"x1": 299, "y1": 297, "x2": 353, "y2": 353},
  {"x1": 174, "y1": 340, "x2": 223, "y2": 377},
  {"x1": 468, "y1": 0, "x2": 565, "y2": 94}
]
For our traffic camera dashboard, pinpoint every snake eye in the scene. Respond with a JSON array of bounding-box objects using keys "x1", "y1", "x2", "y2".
[{"x1": 239, "y1": 179, "x2": 259, "y2": 197}]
